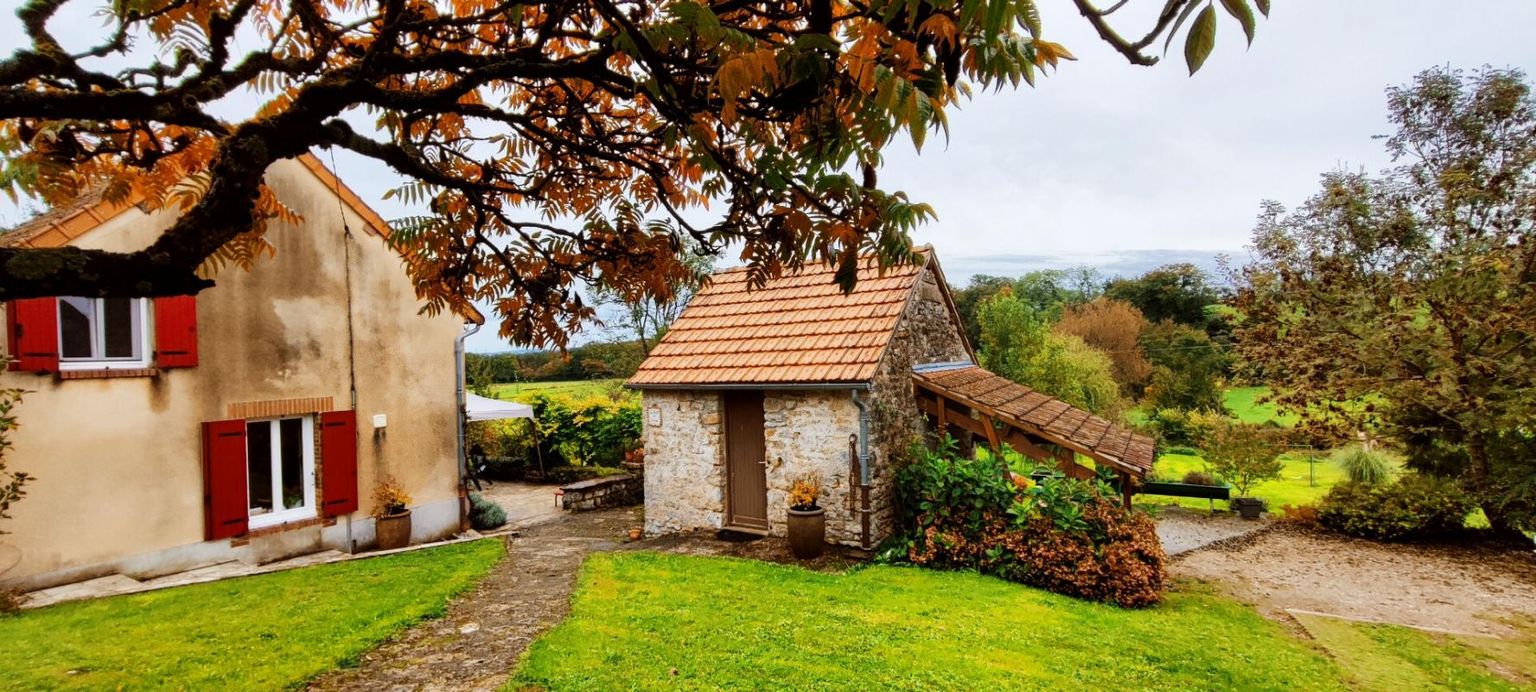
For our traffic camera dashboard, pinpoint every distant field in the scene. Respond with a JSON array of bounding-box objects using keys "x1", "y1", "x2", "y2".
[{"x1": 486, "y1": 379, "x2": 631, "y2": 401}]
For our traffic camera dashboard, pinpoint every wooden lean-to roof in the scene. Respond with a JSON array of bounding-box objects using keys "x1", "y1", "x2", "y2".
[
  {"x1": 912, "y1": 362, "x2": 1156, "y2": 476},
  {"x1": 628, "y1": 249, "x2": 960, "y2": 387}
]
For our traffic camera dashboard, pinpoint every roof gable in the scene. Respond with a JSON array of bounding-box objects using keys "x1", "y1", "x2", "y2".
[
  {"x1": 629, "y1": 248, "x2": 958, "y2": 387},
  {"x1": 0, "y1": 154, "x2": 388, "y2": 250}
]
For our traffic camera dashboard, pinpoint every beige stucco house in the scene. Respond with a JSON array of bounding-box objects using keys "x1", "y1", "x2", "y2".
[
  {"x1": 0, "y1": 156, "x2": 479, "y2": 591},
  {"x1": 628, "y1": 248, "x2": 972, "y2": 548}
]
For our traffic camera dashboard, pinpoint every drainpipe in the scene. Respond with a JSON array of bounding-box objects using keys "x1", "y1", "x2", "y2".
[
  {"x1": 455, "y1": 321, "x2": 481, "y2": 531},
  {"x1": 850, "y1": 390, "x2": 873, "y2": 550}
]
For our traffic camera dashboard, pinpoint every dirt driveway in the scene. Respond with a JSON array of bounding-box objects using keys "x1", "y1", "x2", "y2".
[{"x1": 1173, "y1": 525, "x2": 1536, "y2": 637}]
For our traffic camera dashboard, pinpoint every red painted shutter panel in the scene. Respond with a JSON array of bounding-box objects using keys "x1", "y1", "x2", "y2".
[
  {"x1": 6, "y1": 298, "x2": 59, "y2": 373},
  {"x1": 320, "y1": 410, "x2": 359, "y2": 517},
  {"x1": 202, "y1": 419, "x2": 249, "y2": 540},
  {"x1": 154, "y1": 295, "x2": 198, "y2": 368}
]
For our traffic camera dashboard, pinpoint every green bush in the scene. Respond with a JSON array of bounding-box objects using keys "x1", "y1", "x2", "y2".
[
  {"x1": 1317, "y1": 474, "x2": 1474, "y2": 541},
  {"x1": 1146, "y1": 408, "x2": 1224, "y2": 447},
  {"x1": 467, "y1": 493, "x2": 507, "y2": 531},
  {"x1": 886, "y1": 437, "x2": 1166, "y2": 607},
  {"x1": 1333, "y1": 446, "x2": 1393, "y2": 485},
  {"x1": 467, "y1": 392, "x2": 641, "y2": 473}
]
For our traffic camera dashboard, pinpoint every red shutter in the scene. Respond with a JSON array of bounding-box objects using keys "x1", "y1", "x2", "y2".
[
  {"x1": 202, "y1": 419, "x2": 249, "y2": 540},
  {"x1": 6, "y1": 298, "x2": 59, "y2": 373},
  {"x1": 154, "y1": 295, "x2": 198, "y2": 368},
  {"x1": 320, "y1": 410, "x2": 359, "y2": 517}
]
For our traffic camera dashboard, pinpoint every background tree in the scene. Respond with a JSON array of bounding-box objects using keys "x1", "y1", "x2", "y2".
[
  {"x1": 593, "y1": 239, "x2": 713, "y2": 355},
  {"x1": 1139, "y1": 320, "x2": 1228, "y2": 411},
  {"x1": 0, "y1": 0, "x2": 1266, "y2": 347},
  {"x1": 1104, "y1": 263, "x2": 1224, "y2": 330},
  {"x1": 1230, "y1": 66, "x2": 1536, "y2": 535},
  {"x1": 977, "y1": 290, "x2": 1122, "y2": 417},
  {"x1": 1054, "y1": 296, "x2": 1151, "y2": 395},
  {"x1": 952, "y1": 267, "x2": 1101, "y2": 346}
]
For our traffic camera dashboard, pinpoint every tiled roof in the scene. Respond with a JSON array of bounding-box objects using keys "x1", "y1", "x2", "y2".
[
  {"x1": 627, "y1": 251, "x2": 936, "y2": 387},
  {"x1": 912, "y1": 363, "x2": 1156, "y2": 475}
]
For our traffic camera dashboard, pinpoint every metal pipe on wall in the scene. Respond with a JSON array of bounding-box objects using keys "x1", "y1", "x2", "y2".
[
  {"x1": 850, "y1": 390, "x2": 873, "y2": 550},
  {"x1": 454, "y1": 321, "x2": 481, "y2": 531}
]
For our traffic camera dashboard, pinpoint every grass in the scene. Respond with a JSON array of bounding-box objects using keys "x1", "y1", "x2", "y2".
[
  {"x1": 511, "y1": 552, "x2": 1347, "y2": 690},
  {"x1": 486, "y1": 378, "x2": 630, "y2": 401},
  {"x1": 1223, "y1": 386, "x2": 1300, "y2": 426},
  {"x1": 0, "y1": 538, "x2": 504, "y2": 690},
  {"x1": 1144, "y1": 451, "x2": 1353, "y2": 512},
  {"x1": 1294, "y1": 613, "x2": 1536, "y2": 691}
]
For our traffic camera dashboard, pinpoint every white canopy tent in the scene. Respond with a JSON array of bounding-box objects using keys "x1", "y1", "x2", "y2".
[
  {"x1": 463, "y1": 392, "x2": 544, "y2": 480},
  {"x1": 465, "y1": 392, "x2": 534, "y2": 422}
]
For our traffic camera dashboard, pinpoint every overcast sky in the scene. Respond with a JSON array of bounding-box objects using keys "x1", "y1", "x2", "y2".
[{"x1": 4, "y1": 1, "x2": 1534, "y2": 352}]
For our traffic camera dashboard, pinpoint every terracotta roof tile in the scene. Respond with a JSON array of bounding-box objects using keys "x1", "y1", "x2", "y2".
[{"x1": 628, "y1": 251, "x2": 935, "y2": 387}]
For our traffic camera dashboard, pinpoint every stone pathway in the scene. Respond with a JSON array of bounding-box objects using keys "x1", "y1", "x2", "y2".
[
  {"x1": 1154, "y1": 505, "x2": 1271, "y2": 556},
  {"x1": 308, "y1": 506, "x2": 642, "y2": 692}
]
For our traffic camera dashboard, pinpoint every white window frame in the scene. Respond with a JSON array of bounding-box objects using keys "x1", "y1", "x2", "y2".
[
  {"x1": 246, "y1": 416, "x2": 317, "y2": 530},
  {"x1": 57, "y1": 297, "x2": 152, "y2": 371}
]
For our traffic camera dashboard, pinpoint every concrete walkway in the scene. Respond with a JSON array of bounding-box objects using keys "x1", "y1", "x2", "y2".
[
  {"x1": 473, "y1": 480, "x2": 565, "y2": 529},
  {"x1": 308, "y1": 506, "x2": 642, "y2": 692}
]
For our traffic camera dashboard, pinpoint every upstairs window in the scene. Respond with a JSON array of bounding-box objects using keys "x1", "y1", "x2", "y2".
[{"x1": 58, "y1": 297, "x2": 150, "y2": 369}]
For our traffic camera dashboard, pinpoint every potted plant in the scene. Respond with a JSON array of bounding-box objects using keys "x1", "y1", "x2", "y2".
[
  {"x1": 1202, "y1": 420, "x2": 1285, "y2": 520},
  {"x1": 372, "y1": 476, "x2": 413, "y2": 549},
  {"x1": 786, "y1": 473, "x2": 825, "y2": 559}
]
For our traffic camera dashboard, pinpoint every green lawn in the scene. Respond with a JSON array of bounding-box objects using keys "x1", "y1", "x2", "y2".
[
  {"x1": 1295, "y1": 613, "x2": 1536, "y2": 691},
  {"x1": 487, "y1": 378, "x2": 630, "y2": 401},
  {"x1": 0, "y1": 539, "x2": 504, "y2": 690},
  {"x1": 511, "y1": 552, "x2": 1347, "y2": 690},
  {"x1": 1223, "y1": 386, "x2": 1300, "y2": 426},
  {"x1": 1146, "y1": 451, "x2": 1351, "y2": 512}
]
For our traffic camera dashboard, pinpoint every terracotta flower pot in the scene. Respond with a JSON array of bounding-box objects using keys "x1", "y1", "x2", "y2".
[
  {"x1": 787, "y1": 506, "x2": 826, "y2": 559},
  {"x1": 628, "y1": 527, "x2": 643, "y2": 541},
  {"x1": 376, "y1": 510, "x2": 413, "y2": 550}
]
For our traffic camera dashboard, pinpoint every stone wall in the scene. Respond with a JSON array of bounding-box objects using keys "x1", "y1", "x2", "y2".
[
  {"x1": 641, "y1": 390, "x2": 725, "y2": 535},
  {"x1": 559, "y1": 474, "x2": 642, "y2": 512},
  {"x1": 763, "y1": 391, "x2": 863, "y2": 544},
  {"x1": 863, "y1": 264, "x2": 973, "y2": 541}
]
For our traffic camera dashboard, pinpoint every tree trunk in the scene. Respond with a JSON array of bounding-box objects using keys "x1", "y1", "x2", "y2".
[{"x1": 1466, "y1": 435, "x2": 1526, "y2": 542}]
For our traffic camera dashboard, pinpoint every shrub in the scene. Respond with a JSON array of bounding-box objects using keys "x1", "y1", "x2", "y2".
[
  {"x1": 1317, "y1": 474, "x2": 1474, "y2": 541},
  {"x1": 545, "y1": 465, "x2": 626, "y2": 485},
  {"x1": 1181, "y1": 471, "x2": 1219, "y2": 486},
  {"x1": 467, "y1": 493, "x2": 507, "y2": 531},
  {"x1": 1333, "y1": 445, "x2": 1393, "y2": 485},
  {"x1": 1161, "y1": 444, "x2": 1201, "y2": 457},
  {"x1": 888, "y1": 438, "x2": 1166, "y2": 607},
  {"x1": 1147, "y1": 408, "x2": 1224, "y2": 447}
]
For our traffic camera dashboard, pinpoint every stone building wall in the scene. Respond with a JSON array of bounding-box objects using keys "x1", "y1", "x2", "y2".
[
  {"x1": 640, "y1": 390, "x2": 725, "y2": 535},
  {"x1": 762, "y1": 391, "x2": 863, "y2": 544},
  {"x1": 863, "y1": 264, "x2": 973, "y2": 539}
]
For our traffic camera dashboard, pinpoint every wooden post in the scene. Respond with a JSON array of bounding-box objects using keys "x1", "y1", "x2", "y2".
[{"x1": 1119, "y1": 470, "x2": 1134, "y2": 509}]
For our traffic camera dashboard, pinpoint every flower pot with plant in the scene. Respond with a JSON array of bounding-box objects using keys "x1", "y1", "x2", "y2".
[
  {"x1": 786, "y1": 473, "x2": 825, "y2": 559},
  {"x1": 372, "y1": 476, "x2": 413, "y2": 550}
]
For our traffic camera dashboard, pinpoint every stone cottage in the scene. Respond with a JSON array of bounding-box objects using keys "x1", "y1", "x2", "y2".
[{"x1": 627, "y1": 247, "x2": 971, "y2": 548}]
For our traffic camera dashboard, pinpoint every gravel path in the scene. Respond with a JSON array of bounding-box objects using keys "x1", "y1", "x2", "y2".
[
  {"x1": 1173, "y1": 525, "x2": 1536, "y2": 637},
  {"x1": 1154, "y1": 506, "x2": 1271, "y2": 556},
  {"x1": 308, "y1": 506, "x2": 641, "y2": 692}
]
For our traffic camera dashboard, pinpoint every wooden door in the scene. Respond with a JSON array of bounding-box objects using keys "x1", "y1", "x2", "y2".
[{"x1": 723, "y1": 391, "x2": 769, "y2": 531}]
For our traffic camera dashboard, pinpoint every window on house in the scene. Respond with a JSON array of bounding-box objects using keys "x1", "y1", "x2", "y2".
[
  {"x1": 245, "y1": 416, "x2": 316, "y2": 529},
  {"x1": 58, "y1": 297, "x2": 150, "y2": 368}
]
